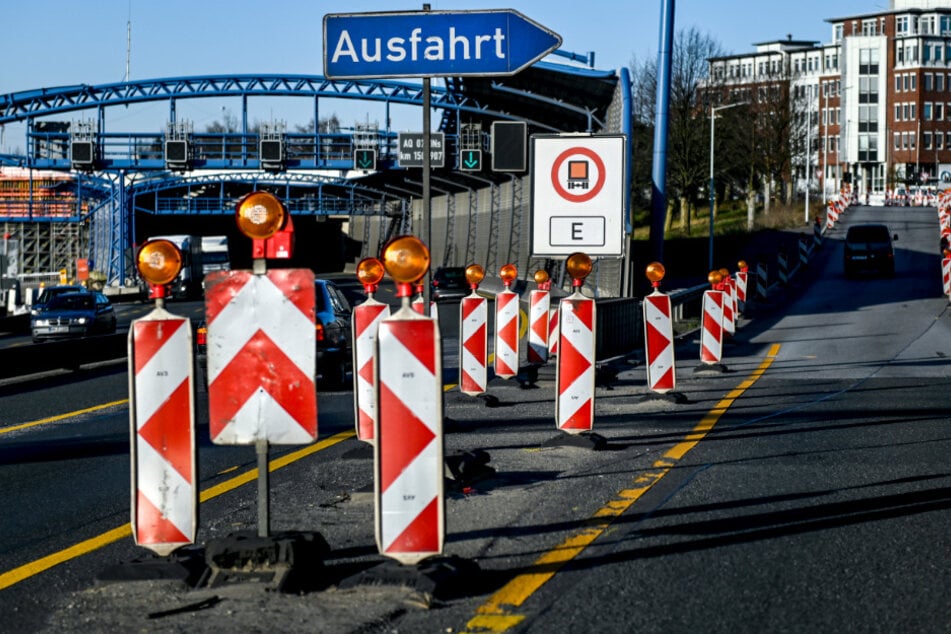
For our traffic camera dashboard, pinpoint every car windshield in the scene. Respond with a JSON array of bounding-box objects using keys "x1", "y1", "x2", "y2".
[
  {"x1": 47, "y1": 294, "x2": 94, "y2": 310},
  {"x1": 36, "y1": 287, "x2": 82, "y2": 304},
  {"x1": 847, "y1": 226, "x2": 890, "y2": 246}
]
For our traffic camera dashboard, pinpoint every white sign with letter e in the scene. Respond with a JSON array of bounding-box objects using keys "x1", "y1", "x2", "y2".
[{"x1": 530, "y1": 134, "x2": 626, "y2": 257}]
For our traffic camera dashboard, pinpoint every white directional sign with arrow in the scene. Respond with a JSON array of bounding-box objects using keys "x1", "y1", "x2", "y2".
[{"x1": 324, "y1": 10, "x2": 562, "y2": 79}]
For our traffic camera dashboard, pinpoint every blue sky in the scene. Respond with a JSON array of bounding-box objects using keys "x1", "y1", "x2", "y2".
[{"x1": 1, "y1": 0, "x2": 879, "y2": 151}]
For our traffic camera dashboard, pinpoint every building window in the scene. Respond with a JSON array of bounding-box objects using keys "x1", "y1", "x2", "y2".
[
  {"x1": 895, "y1": 132, "x2": 902, "y2": 150},
  {"x1": 897, "y1": 16, "x2": 909, "y2": 35},
  {"x1": 897, "y1": 42, "x2": 905, "y2": 64},
  {"x1": 939, "y1": 133, "x2": 945, "y2": 150},
  {"x1": 938, "y1": 102, "x2": 945, "y2": 120},
  {"x1": 925, "y1": 131, "x2": 933, "y2": 150},
  {"x1": 912, "y1": 74, "x2": 917, "y2": 90},
  {"x1": 862, "y1": 19, "x2": 877, "y2": 36},
  {"x1": 904, "y1": 74, "x2": 910, "y2": 90},
  {"x1": 903, "y1": 132, "x2": 910, "y2": 150},
  {"x1": 911, "y1": 132, "x2": 917, "y2": 150},
  {"x1": 895, "y1": 104, "x2": 902, "y2": 121},
  {"x1": 835, "y1": 24, "x2": 843, "y2": 42},
  {"x1": 926, "y1": 73, "x2": 934, "y2": 91},
  {"x1": 939, "y1": 74, "x2": 946, "y2": 92},
  {"x1": 926, "y1": 102, "x2": 934, "y2": 120}
]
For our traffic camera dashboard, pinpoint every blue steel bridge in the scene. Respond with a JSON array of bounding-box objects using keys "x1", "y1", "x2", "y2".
[{"x1": 0, "y1": 50, "x2": 630, "y2": 295}]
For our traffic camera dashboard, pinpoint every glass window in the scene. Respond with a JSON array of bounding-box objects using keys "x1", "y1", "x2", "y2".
[
  {"x1": 926, "y1": 102, "x2": 934, "y2": 120},
  {"x1": 897, "y1": 16, "x2": 909, "y2": 35},
  {"x1": 939, "y1": 74, "x2": 946, "y2": 92},
  {"x1": 912, "y1": 74, "x2": 917, "y2": 90},
  {"x1": 895, "y1": 104, "x2": 902, "y2": 121},
  {"x1": 939, "y1": 133, "x2": 945, "y2": 150},
  {"x1": 925, "y1": 131, "x2": 933, "y2": 150},
  {"x1": 938, "y1": 102, "x2": 945, "y2": 120},
  {"x1": 895, "y1": 132, "x2": 902, "y2": 150},
  {"x1": 926, "y1": 74, "x2": 934, "y2": 91}
]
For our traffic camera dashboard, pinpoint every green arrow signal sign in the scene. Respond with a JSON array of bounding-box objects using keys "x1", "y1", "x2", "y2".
[
  {"x1": 460, "y1": 149, "x2": 482, "y2": 171},
  {"x1": 354, "y1": 149, "x2": 377, "y2": 170}
]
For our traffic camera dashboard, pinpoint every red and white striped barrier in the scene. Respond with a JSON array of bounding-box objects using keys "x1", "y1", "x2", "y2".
[
  {"x1": 205, "y1": 269, "x2": 317, "y2": 445},
  {"x1": 700, "y1": 290, "x2": 724, "y2": 364},
  {"x1": 376, "y1": 305, "x2": 444, "y2": 564},
  {"x1": 943, "y1": 256, "x2": 951, "y2": 298},
  {"x1": 556, "y1": 293, "x2": 596, "y2": 432},
  {"x1": 352, "y1": 298, "x2": 390, "y2": 442},
  {"x1": 548, "y1": 307, "x2": 559, "y2": 356},
  {"x1": 459, "y1": 292, "x2": 488, "y2": 395},
  {"x1": 494, "y1": 288, "x2": 520, "y2": 379},
  {"x1": 527, "y1": 289, "x2": 550, "y2": 364},
  {"x1": 412, "y1": 290, "x2": 438, "y2": 321},
  {"x1": 643, "y1": 291, "x2": 675, "y2": 393},
  {"x1": 721, "y1": 277, "x2": 736, "y2": 335},
  {"x1": 129, "y1": 310, "x2": 196, "y2": 556},
  {"x1": 735, "y1": 269, "x2": 748, "y2": 314}
]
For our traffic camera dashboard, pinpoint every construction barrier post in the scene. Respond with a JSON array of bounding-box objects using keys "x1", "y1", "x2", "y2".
[
  {"x1": 459, "y1": 265, "x2": 488, "y2": 396},
  {"x1": 527, "y1": 270, "x2": 552, "y2": 364},
  {"x1": 375, "y1": 236, "x2": 444, "y2": 564},
  {"x1": 352, "y1": 258, "x2": 390, "y2": 443},
  {"x1": 642, "y1": 262, "x2": 682, "y2": 399},
  {"x1": 695, "y1": 270, "x2": 727, "y2": 373},
  {"x1": 494, "y1": 264, "x2": 520, "y2": 380},
  {"x1": 556, "y1": 254, "x2": 596, "y2": 433}
]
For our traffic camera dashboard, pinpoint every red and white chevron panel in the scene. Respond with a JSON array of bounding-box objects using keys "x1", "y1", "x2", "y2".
[
  {"x1": 548, "y1": 307, "x2": 559, "y2": 355},
  {"x1": 129, "y1": 311, "x2": 196, "y2": 556},
  {"x1": 556, "y1": 294, "x2": 596, "y2": 432},
  {"x1": 459, "y1": 293, "x2": 488, "y2": 395},
  {"x1": 376, "y1": 309, "x2": 444, "y2": 564},
  {"x1": 721, "y1": 280, "x2": 736, "y2": 335},
  {"x1": 700, "y1": 290, "x2": 724, "y2": 364},
  {"x1": 352, "y1": 298, "x2": 390, "y2": 443},
  {"x1": 735, "y1": 271, "x2": 748, "y2": 313},
  {"x1": 643, "y1": 292, "x2": 675, "y2": 393},
  {"x1": 527, "y1": 289, "x2": 550, "y2": 364},
  {"x1": 412, "y1": 296, "x2": 439, "y2": 321},
  {"x1": 943, "y1": 257, "x2": 951, "y2": 298},
  {"x1": 205, "y1": 269, "x2": 316, "y2": 445},
  {"x1": 494, "y1": 289, "x2": 520, "y2": 379}
]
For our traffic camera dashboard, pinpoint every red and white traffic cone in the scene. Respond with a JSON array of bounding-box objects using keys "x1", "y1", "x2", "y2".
[
  {"x1": 129, "y1": 287, "x2": 196, "y2": 556},
  {"x1": 460, "y1": 267, "x2": 488, "y2": 396},
  {"x1": 376, "y1": 251, "x2": 444, "y2": 565},
  {"x1": 556, "y1": 254, "x2": 596, "y2": 434},
  {"x1": 527, "y1": 272, "x2": 551, "y2": 364},
  {"x1": 494, "y1": 264, "x2": 520, "y2": 380},
  {"x1": 352, "y1": 277, "x2": 390, "y2": 444}
]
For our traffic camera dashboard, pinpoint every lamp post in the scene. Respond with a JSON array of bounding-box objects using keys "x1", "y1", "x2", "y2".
[{"x1": 709, "y1": 101, "x2": 747, "y2": 271}]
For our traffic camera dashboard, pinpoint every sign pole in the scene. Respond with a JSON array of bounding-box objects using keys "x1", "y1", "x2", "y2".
[
  {"x1": 421, "y1": 4, "x2": 433, "y2": 317},
  {"x1": 257, "y1": 438, "x2": 270, "y2": 537}
]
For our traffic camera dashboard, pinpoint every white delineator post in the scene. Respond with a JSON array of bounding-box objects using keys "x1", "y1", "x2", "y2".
[
  {"x1": 643, "y1": 290, "x2": 675, "y2": 393},
  {"x1": 556, "y1": 256, "x2": 596, "y2": 433},
  {"x1": 129, "y1": 305, "x2": 196, "y2": 556},
  {"x1": 494, "y1": 266, "x2": 520, "y2": 379},
  {"x1": 352, "y1": 285, "x2": 389, "y2": 443},
  {"x1": 375, "y1": 280, "x2": 444, "y2": 564}
]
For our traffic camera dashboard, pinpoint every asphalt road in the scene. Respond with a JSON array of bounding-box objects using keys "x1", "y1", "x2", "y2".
[{"x1": 0, "y1": 206, "x2": 949, "y2": 632}]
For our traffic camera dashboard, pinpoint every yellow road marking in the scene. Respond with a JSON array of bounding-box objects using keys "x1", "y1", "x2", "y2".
[
  {"x1": 463, "y1": 343, "x2": 781, "y2": 633},
  {"x1": 0, "y1": 399, "x2": 129, "y2": 436},
  {"x1": 0, "y1": 430, "x2": 354, "y2": 591}
]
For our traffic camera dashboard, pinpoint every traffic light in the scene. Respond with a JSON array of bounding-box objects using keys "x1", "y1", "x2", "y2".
[
  {"x1": 459, "y1": 149, "x2": 482, "y2": 172},
  {"x1": 354, "y1": 148, "x2": 377, "y2": 171}
]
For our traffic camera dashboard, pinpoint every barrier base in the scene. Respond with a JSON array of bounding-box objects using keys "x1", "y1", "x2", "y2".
[
  {"x1": 638, "y1": 390, "x2": 689, "y2": 404},
  {"x1": 338, "y1": 555, "x2": 480, "y2": 602},
  {"x1": 693, "y1": 362, "x2": 730, "y2": 375},
  {"x1": 203, "y1": 530, "x2": 330, "y2": 591},
  {"x1": 97, "y1": 549, "x2": 206, "y2": 587},
  {"x1": 445, "y1": 449, "x2": 496, "y2": 489},
  {"x1": 542, "y1": 430, "x2": 608, "y2": 451}
]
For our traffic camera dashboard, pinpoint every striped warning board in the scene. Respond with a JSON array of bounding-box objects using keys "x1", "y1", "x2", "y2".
[
  {"x1": 556, "y1": 294, "x2": 596, "y2": 432},
  {"x1": 548, "y1": 306, "x2": 559, "y2": 356},
  {"x1": 494, "y1": 288, "x2": 520, "y2": 379},
  {"x1": 205, "y1": 269, "x2": 317, "y2": 445},
  {"x1": 943, "y1": 256, "x2": 951, "y2": 298},
  {"x1": 129, "y1": 310, "x2": 196, "y2": 556},
  {"x1": 376, "y1": 308, "x2": 444, "y2": 564},
  {"x1": 459, "y1": 293, "x2": 488, "y2": 395},
  {"x1": 700, "y1": 290, "x2": 724, "y2": 364},
  {"x1": 643, "y1": 291, "x2": 675, "y2": 393},
  {"x1": 735, "y1": 270, "x2": 748, "y2": 313},
  {"x1": 352, "y1": 298, "x2": 390, "y2": 442},
  {"x1": 527, "y1": 289, "x2": 550, "y2": 364}
]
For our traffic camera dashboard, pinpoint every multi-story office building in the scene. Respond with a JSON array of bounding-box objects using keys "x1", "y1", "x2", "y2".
[{"x1": 708, "y1": 0, "x2": 951, "y2": 201}]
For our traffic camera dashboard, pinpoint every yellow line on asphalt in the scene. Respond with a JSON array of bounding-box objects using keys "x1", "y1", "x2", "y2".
[
  {"x1": 463, "y1": 343, "x2": 782, "y2": 633},
  {"x1": 0, "y1": 430, "x2": 354, "y2": 591},
  {"x1": 0, "y1": 399, "x2": 130, "y2": 435}
]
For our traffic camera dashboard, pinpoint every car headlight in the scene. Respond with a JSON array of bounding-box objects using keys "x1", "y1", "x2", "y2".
[
  {"x1": 34, "y1": 319, "x2": 49, "y2": 326},
  {"x1": 74, "y1": 317, "x2": 88, "y2": 325}
]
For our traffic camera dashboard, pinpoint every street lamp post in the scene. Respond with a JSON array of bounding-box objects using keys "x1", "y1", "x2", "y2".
[{"x1": 709, "y1": 101, "x2": 747, "y2": 271}]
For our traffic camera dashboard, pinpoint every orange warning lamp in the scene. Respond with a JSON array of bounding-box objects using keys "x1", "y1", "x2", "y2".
[
  {"x1": 499, "y1": 263, "x2": 518, "y2": 288},
  {"x1": 645, "y1": 261, "x2": 666, "y2": 286},
  {"x1": 465, "y1": 264, "x2": 486, "y2": 288},
  {"x1": 235, "y1": 191, "x2": 286, "y2": 240},
  {"x1": 566, "y1": 252, "x2": 593, "y2": 287},
  {"x1": 533, "y1": 270, "x2": 549, "y2": 285},
  {"x1": 708, "y1": 269, "x2": 724, "y2": 286},
  {"x1": 137, "y1": 239, "x2": 183, "y2": 286},
  {"x1": 738, "y1": 260, "x2": 748, "y2": 272},
  {"x1": 382, "y1": 235, "x2": 430, "y2": 297},
  {"x1": 356, "y1": 257, "x2": 385, "y2": 291},
  {"x1": 719, "y1": 267, "x2": 730, "y2": 280}
]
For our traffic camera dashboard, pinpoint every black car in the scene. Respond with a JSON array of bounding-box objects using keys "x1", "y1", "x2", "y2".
[
  {"x1": 31, "y1": 285, "x2": 88, "y2": 314},
  {"x1": 431, "y1": 266, "x2": 468, "y2": 301},
  {"x1": 844, "y1": 223, "x2": 896, "y2": 277},
  {"x1": 31, "y1": 291, "x2": 117, "y2": 343}
]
